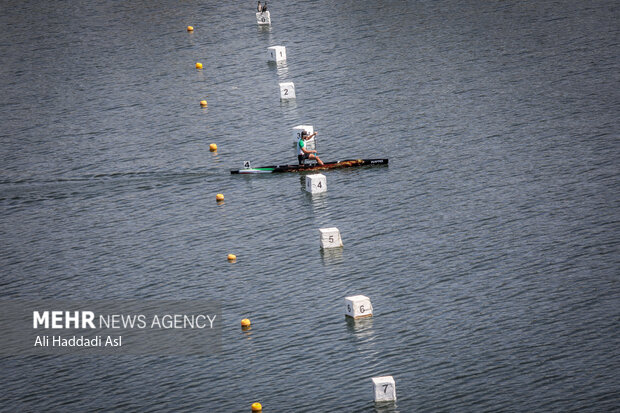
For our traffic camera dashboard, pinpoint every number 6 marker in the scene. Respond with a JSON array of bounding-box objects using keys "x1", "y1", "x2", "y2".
[{"x1": 344, "y1": 295, "x2": 373, "y2": 319}]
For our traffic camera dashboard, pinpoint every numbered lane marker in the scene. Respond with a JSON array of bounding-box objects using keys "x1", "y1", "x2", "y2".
[
  {"x1": 306, "y1": 174, "x2": 327, "y2": 194},
  {"x1": 279, "y1": 82, "x2": 296, "y2": 100},
  {"x1": 256, "y1": 11, "x2": 271, "y2": 25},
  {"x1": 371, "y1": 376, "x2": 396, "y2": 403},
  {"x1": 319, "y1": 227, "x2": 342, "y2": 248},
  {"x1": 344, "y1": 295, "x2": 372, "y2": 319},
  {"x1": 267, "y1": 46, "x2": 286, "y2": 62}
]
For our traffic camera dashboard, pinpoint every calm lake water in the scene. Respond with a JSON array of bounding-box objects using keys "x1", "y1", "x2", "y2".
[{"x1": 1, "y1": 0, "x2": 619, "y2": 411}]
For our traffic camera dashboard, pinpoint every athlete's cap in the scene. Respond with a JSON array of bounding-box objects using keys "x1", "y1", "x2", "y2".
[{"x1": 300, "y1": 130, "x2": 307, "y2": 137}]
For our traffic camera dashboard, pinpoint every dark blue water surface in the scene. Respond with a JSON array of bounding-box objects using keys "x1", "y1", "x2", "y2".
[{"x1": 1, "y1": 0, "x2": 619, "y2": 411}]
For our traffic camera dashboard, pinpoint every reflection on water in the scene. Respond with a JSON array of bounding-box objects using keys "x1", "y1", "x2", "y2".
[
  {"x1": 374, "y1": 401, "x2": 399, "y2": 413},
  {"x1": 256, "y1": 24, "x2": 272, "y2": 34},
  {"x1": 345, "y1": 316, "x2": 378, "y2": 361},
  {"x1": 194, "y1": 69, "x2": 206, "y2": 83},
  {"x1": 279, "y1": 98, "x2": 298, "y2": 110},
  {"x1": 309, "y1": 194, "x2": 329, "y2": 222},
  {"x1": 345, "y1": 315, "x2": 374, "y2": 339},
  {"x1": 320, "y1": 246, "x2": 343, "y2": 265},
  {"x1": 210, "y1": 151, "x2": 221, "y2": 164},
  {"x1": 274, "y1": 62, "x2": 290, "y2": 81},
  {"x1": 306, "y1": 194, "x2": 330, "y2": 228}
]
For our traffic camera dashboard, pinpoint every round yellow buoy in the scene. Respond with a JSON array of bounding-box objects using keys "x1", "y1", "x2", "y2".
[
  {"x1": 195, "y1": 62, "x2": 203, "y2": 69},
  {"x1": 200, "y1": 100, "x2": 208, "y2": 107},
  {"x1": 241, "y1": 318, "x2": 251, "y2": 328},
  {"x1": 227, "y1": 253, "x2": 236, "y2": 261},
  {"x1": 216, "y1": 193, "x2": 224, "y2": 202},
  {"x1": 187, "y1": 25, "x2": 194, "y2": 32},
  {"x1": 209, "y1": 143, "x2": 217, "y2": 152},
  {"x1": 251, "y1": 402, "x2": 262, "y2": 411}
]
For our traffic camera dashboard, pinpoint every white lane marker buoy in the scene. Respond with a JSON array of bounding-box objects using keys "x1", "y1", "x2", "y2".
[
  {"x1": 372, "y1": 376, "x2": 396, "y2": 403},
  {"x1": 344, "y1": 295, "x2": 372, "y2": 318},
  {"x1": 279, "y1": 82, "x2": 295, "y2": 99},
  {"x1": 256, "y1": 11, "x2": 271, "y2": 25},
  {"x1": 320, "y1": 227, "x2": 342, "y2": 248},
  {"x1": 267, "y1": 46, "x2": 286, "y2": 62},
  {"x1": 306, "y1": 174, "x2": 327, "y2": 194}
]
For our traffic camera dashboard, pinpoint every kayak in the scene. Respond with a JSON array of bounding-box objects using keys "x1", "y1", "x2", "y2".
[{"x1": 230, "y1": 159, "x2": 388, "y2": 174}]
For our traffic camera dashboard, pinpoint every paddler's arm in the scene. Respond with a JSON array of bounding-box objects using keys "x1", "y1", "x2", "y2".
[{"x1": 301, "y1": 132, "x2": 319, "y2": 153}]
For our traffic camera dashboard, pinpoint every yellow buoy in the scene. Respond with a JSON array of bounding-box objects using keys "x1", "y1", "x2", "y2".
[
  {"x1": 227, "y1": 253, "x2": 236, "y2": 261},
  {"x1": 187, "y1": 26, "x2": 194, "y2": 32},
  {"x1": 251, "y1": 402, "x2": 262, "y2": 411},
  {"x1": 209, "y1": 143, "x2": 217, "y2": 152},
  {"x1": 200, "y1": 100, "x2": 208, "y2": 107},
  {"x1": 216, "y1": 193, "x2": 224, "y2": 202},
  {"x1": 241, "y1": 318, "x2": 251, "y2": 328},
  {"x1": 195, "y1": 62, "x2": 203, "y2": 69}
]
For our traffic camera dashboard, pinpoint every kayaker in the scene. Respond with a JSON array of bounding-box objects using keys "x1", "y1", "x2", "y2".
[
  {"x1": 257, "y1": 1, "x2": 263, "y2": 12},
  {"x1": 298, "y1": 130, "x2": 324, "y2": 166}
]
